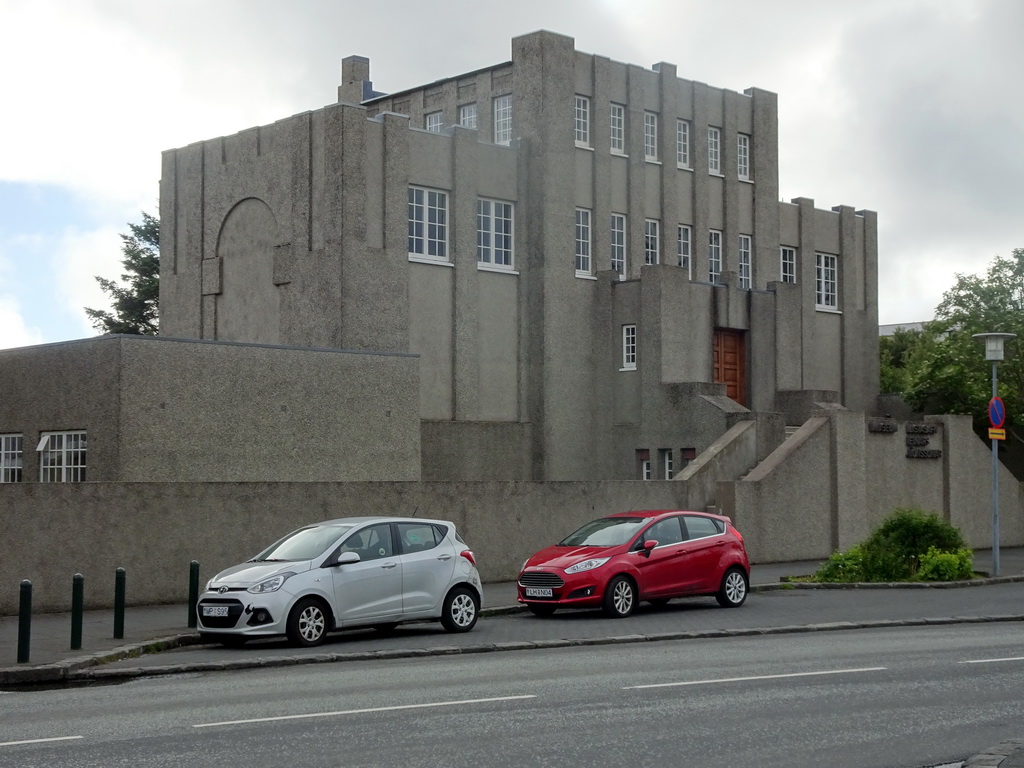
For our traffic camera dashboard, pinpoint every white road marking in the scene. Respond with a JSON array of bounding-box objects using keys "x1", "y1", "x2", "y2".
[
  {"x1": 193, "y1": 694, "x2": 537, "y2": 728},
  {"x1": 0, "y1": 736, "x2": 84, "y2": 747},
  {"x1": 959, "y1": 656, "x2": 1024, "y2": 664},
  {"x1": 623, "y1": 667, "x2": 888, "y2": 689}
]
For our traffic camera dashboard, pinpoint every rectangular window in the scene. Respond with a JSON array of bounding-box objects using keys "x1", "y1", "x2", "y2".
[
  {"x1": 737, "y1": 133, "x2": 751, "y2": 180},
  {"x1": 425, "y1": 111, "x2": 443, "y2": 133},
  {"x1": 38, "y1": 431, "x2": 87, "y2": 483},
  {"x1": 708, "y1": 229, "x2": 723, "y2": 283},
  {"x1": 644, "y1": 112, "x2": 658, "y2": 161},
  {"x1": 780, "y1": 246, "x2": 797, "y2": 284},
  {"x1": 816, "y1": 253, "x2": 838, "y2": 309},
  {"x1": 408, "y1": 186, "x2": 448, "y2": 260},
  {"x1": 1, "y1": 434, "x2": 23, "y2": 483},
  {"x1": 708, "y1": 126, "x2": 721, "y2": 174},
  {"x1": 458, "y1": 103, "x2": 477, "y2": 129},
  {"x1": 574, "y1": 94, "x2": 590, "y2": 146},
  {"x1": 575, "y1": 208, "x2": 592, "y2": 275},
  {"x1": 738, "y1": 234, "x2": 752, "y2": 289},
  {"x1": 676, "y1": 119, "x2": 690, "y2": 167},
  {"x1": 477, "y1": 199, "x2": 514, "y2": 268},
  {"x1": 622, "y1": 324, "x2": 637, "y2": 370},
  {"x1": 493, "y1": 95, "x2": 512, "y2": 145},
  {"x1": 610, "y1": 103, "x2": 626, "y2": 153},
  {"x1": 661, "y1": 449, "x2": 674, "y2": 480},
  {"x1": 644, "y1": 219, "x2": 660, "y2": 265},
  {"x1": 677, "y1": 224, "x2": 691, "y2": 277},
  {"x1": 610, "y1": 214, "x2": 627, "y2": 278}
]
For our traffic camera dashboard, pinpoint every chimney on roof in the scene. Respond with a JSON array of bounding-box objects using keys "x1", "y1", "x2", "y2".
[{"x1": 340, "y1": 55, "x2": 374, "y2": 104}]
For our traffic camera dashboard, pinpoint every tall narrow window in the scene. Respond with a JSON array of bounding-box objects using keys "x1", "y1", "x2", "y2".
[
  {"x1": 38, "y1": 431, "x2": 87, "y2": 483},
  {"x1": 676, "y1": 119, "x2": 691, "y2": 167},
  {"x1": 477, "y1": 199, "x2": 514, "y2": 268},
  {"x1": 459, "y1": 103, "x2": 478, "y2": 129},
  {"x1": 708, "y1": 229, "x2": 722, "y2": 283},
  {"x1": 1, "y1": 434, "x2": 23, "y2": 483},
  {"x1": 644, "y1": 219, "x2": 660, "y2": 265},
  {"x1": 622, "y1": 324, "x2": 637, "y2": 370},
  {"x1": 677, "y1": 225, "x2": 692, "y2": 277},
  {"x1": 708, "y1": 126, "x2": 721, "y2": 174},
  {"x1": 575, "y1": 208, "x2": 592, "y2": 275},
  {"x1": 644, "y1": 112, "x2": 658, "y2": 161},
  {"x1": 408, "y1": 186, "x2": 448, "y2": 261},
  {"x1": 780, "y1": 246, "x2": 797, "y2": 284},
  {"x1": 737, "y1": 133, "x2": 751, "y2": 180},
  {"x1": 738, "y1": 235, "x2": 752, "y2": 289},
  {"x1": 425, "y1": 112, "x2": 443, "y2": 133},
  {"x1": 816, "y1": 253, "x2": 838, "y2": 309},
  {"x1": 493, "y1": 95, "x2": 512, "y2": 145},
  {"x1": 611, "y1": 214, "x2": 627, "y2": 278},
  {"x1": 661, "y1": 449, "x2": 674, "y2": 480},
  {"x1": 610, "y1": 103, "x2": 626, "y2": 153},
  {"x1": 574, "y1": 95, "x2": 590, "y2": 146}
]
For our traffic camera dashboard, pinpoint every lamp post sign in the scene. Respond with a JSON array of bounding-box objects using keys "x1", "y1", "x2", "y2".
[{"x1": 989, "y1": 397, "x2": 1007, "y2": 441}]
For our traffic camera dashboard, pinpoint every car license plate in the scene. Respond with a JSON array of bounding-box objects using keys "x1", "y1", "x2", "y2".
[
  {"x1": 202, "y1": 605, "x2": 229, "y2": 617},
  {"x1": 525, "y1": 588, "x2": 552, "y2": 597}
]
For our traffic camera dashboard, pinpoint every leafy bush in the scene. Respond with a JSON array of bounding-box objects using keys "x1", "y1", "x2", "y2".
[
  {"x1": 916, "y1": 547, "x2": 974, "y2": 581},
  {"x1": 812, "y1": 508, "x2": 971, "y2": 583}
]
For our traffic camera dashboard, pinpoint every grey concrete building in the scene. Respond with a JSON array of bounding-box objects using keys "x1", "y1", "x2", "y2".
[{"x1": 159, "y1": 30, "x2": 878, "y2": 483}]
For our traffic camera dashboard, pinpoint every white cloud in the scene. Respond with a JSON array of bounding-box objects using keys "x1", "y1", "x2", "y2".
[
  {"x1": 0, "y1": 295, "x2": 45, "y2": 349},
  {"x1": 53, "y1": 227, "x2": 125, "y2": 337}
]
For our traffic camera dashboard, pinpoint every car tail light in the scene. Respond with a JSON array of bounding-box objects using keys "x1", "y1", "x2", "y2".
[
  {"x1": 460, "y1": 549, "x2": 477, "y2": 566},
  {"x1": 729, "y1": 524, "x2": 745, "y2": 543}
]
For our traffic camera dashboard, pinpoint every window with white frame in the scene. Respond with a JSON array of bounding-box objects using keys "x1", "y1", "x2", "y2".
[
  {"x1": 738, "y1": 234, "x2": 752, "y2": 289},
  {"x1": 708, "y1": 126, "x2": 721, "y2": 174},
  {"x1": 477, "y1": 199, "x2": 514, "y2": 268},
  {"x1": 459, "y1": 103, "x2": 478, "y2": 129},
  {"x1": 622, "y1": 324, "x2": 637, "y2": 370},
  {"x1": 1, "y1": 434, "x2": 23, "y2": 483},
  {"x1": 737, "y1": 133, "x2": 751, "y2": 180},
  {"x1": 644, "y1": 112, "x2": 658, "y2": 161},
  {"x1": 574, "y1": 95, "x2": 590, "y2": 146},
  {"x1": 37, "y1": 431, "x2": 87, "y2": 483},
  {"x1": 575, "y1": 208, "x2": 592, "y2": 275},
  {"x1": 816, "y1": 253, "x2": 838, "y2": 309},
  {"x1": 493, "y1": 95, "x2": 512, "y2": 145},
  {"x1": 676, "y1": 119, "x2": 691, "y2": 167},
  {"x1": 708, "y1": 229, "x2": 722, "y2": 283},
  {"x1": 661, "y1": 448, "x2": 674, "y2": 480},
  {"x1": 610, "y1": 103, "x2": 625, "y2": 153},
  {"x1": 425, "y1": 112, "x2": 443, "y2": 133},
  {"x1": 642, "y1": 459, "x2": 652, "y2": 480},
  {"x1": 408, "y1": 187, "x2": 448, "y2": 261},
  {"x1": 677, "y1": 224, "x2": 692, "y2": 277},
  {"x1": 611, "y1": 214, "x2": 627, "y2": 278},
  {"x1": 780, "y1": 246, "x2": 797, "y2": 284},
  {"x1": 644, "y1": 219, "x2": 660, "y2": 265}
]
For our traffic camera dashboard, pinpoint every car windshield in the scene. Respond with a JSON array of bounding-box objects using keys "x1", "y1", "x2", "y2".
[
  {"x1": 251, "y1": 524, "x2": 354, "y2": 562},
  {"x1": 558, "y1": 517, "x2": 651, "y2": 547}
]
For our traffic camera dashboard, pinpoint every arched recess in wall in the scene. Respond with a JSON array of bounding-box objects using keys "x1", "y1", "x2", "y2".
[{"x1": 214, "y1": 197, "x2": 281, "y2": 344}]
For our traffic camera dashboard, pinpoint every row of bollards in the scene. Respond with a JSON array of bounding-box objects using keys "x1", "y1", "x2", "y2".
[{"x1": 15, "y1": 561, "x2": 201, "y2": 664}]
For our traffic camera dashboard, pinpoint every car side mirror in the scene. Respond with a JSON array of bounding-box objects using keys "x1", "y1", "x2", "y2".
[
  {"x1": 332, "y1": 551, "x2": 360, "y2": 567},
  {"x1": 642, "y1": 539, "x2": 658, "y2": 557}
]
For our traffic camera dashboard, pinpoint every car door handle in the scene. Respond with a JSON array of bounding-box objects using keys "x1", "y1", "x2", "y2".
[
  {"x1": 381, "y1": 562, "x2": 397, "y2": 569},
  {"x1": 437, "y1": 554, "x2": 452, "y2": 561},
  {"x1": 716, "y1": 541, "x2": 725, "y2": 547}
]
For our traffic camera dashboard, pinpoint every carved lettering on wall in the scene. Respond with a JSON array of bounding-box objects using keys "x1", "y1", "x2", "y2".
[{"x1": 866, "y1": 419, "x2": 942, "y2": 459}]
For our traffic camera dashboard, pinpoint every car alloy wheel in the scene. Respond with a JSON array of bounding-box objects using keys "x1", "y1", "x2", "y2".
[
  {"x1": 287, "y1": 597, "x2": 328, "y2": 647},
  {"x1": 441, "y1": 586, "x2": 479, "y2": 633},
  {"x1": 602, "y1": 575, "x2": 636, "y2": 618},
  {"x1": 716, "y1": 567, "x2": 748, "y2": 608}
]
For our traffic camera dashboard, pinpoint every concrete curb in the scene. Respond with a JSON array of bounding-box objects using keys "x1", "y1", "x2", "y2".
[{"x1": 964, "y1": 739, "x2": 1024, "y2": 767}]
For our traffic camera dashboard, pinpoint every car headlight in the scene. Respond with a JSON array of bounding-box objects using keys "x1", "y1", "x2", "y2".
[
  {"x1": 521, "y1": 559, "x2": 530, "y2": 573},
  {"x1": 247, "y1": 572, "x2": 295, "y2": 594},
  {"x1": 204, "y1": 579, "x2": 214, "y2": 592},
  {"x1": 564, "y1": 557, "x2": 610, "y2": 574}
]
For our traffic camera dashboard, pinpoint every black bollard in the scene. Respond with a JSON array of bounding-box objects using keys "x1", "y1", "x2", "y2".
[
  {"x1": 114, "y1": 567, "x2": 126, "y2": 640},
  {"x1": 188, "y1": 561, "x2": 200, "y2": 629},
  {"x1": 17, "y1": 580, "x2": 32, "y2": 664},
  {"x1": 71, "y1": 573, "x2": 84, "y2": 651}
]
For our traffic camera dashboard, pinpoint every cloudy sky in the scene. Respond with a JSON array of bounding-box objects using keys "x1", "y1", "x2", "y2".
[{"x1": 1, "y1": 0, "x2": 1021, "y2": 349}]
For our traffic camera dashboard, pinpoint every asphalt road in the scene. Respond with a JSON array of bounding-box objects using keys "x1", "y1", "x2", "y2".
[{"x1": 2, "y1": 622, "x2": 1022, "y2": 768}]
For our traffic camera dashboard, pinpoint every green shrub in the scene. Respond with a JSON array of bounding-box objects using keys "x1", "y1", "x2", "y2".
[
  {"x1": 916, "y1": 546, "x2": 974, "y2": 582},
  {"x1": 813, "y1": 546, "x2": 865, "y2": 582}
]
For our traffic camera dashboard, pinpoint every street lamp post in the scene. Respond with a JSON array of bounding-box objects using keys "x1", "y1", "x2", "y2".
[{"x1": 972, "y1": 332, "x2": 1016, "y2": 577}]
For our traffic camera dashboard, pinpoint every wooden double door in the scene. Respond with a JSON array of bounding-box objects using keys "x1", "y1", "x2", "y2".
[{"x1": 712, "y1": 328, "x2": 746, "y2": 406}]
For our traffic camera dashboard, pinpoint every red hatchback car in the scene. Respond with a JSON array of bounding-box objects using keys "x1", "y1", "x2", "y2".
[{"x1": 517, "y1": 510, "x2": 750, "y2": 618}]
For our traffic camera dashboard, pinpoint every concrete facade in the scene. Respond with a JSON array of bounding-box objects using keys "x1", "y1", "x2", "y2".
[{"x1": 158, "y1": 30, "x2": 879, "y2": 482}]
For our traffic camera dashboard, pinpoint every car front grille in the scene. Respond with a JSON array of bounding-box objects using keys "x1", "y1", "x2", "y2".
[{"x1": 519, "y1": 572, "x2": 565, "y2": 589}]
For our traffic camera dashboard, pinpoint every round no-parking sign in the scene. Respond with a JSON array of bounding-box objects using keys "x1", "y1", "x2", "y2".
[{"x1": 989, "y1": 396, "x2": 1006, "y2": 428}]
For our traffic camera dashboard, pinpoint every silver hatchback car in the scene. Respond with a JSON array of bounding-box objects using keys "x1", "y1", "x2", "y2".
[{"x1": 197, "y1": 516, "x2": 483, "y2": 647}]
